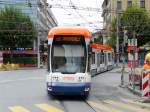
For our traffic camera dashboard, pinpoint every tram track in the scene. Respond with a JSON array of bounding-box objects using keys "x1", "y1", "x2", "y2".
[
  {"x1": 83, "y1": 99, "x2": 98, "y2": 112},
  {"x1": 56, "y1": 97, "x2": 98, "y2": 112}
]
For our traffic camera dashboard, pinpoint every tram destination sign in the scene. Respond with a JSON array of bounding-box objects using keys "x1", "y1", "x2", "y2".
[{"x1": 55, "y1": 36, "x2": 81, "y2": 42}]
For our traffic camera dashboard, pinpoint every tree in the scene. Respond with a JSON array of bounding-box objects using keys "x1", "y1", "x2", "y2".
[
  {"x1": 122, "y1": 6, "x2": 150, "y2": 46},
  {"x1": 111, "y1": 6, "x2": 150, "y2": 47},
  {"x1": 106, "y1": 35, "x2": 116, "y2": 48},
  {"x1": 0, "y1": 6, "x2": 37, "y2": 49}
]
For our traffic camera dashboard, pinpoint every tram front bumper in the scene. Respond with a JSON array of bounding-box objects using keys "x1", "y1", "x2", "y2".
[{"x1": 47, "y1": 82, "x2": 91, "y2": 95}]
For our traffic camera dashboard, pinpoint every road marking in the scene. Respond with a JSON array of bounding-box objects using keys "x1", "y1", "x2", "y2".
[
  {"x1": 87, "y1": 101, "x2": 121, "y2": 112},
  {"x1": 35, "y1": 103, "x2": 64, "y2": 112},
  {"x1": 104, "y1": 100, "x2": 150, "y2": 112},
  {"x1": 0, "y1": 77, "x2": 44, "y2": 84},
  {"x1": 9, "y1": 106, "x2": 30, "y2": 112},
  {"x1": 0, "y1": 80, "x2": 13, "y2": 83},
  {"x1": 121, "y1": 99, "x2": 150, "y2": 108}
]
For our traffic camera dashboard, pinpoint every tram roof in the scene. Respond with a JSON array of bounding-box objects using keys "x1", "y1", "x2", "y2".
[
  {"x1": 48, "y1": 27, "x2": 91, "y2": 38},
  {"x1": 91, "y1": 43, "x2": 113, "y2": 51}
]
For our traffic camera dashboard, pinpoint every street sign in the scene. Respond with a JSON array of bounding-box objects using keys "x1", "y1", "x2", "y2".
[
  {"x1": 128, "y1": 39, "x2": 138, "y2": 68},
  {"x1": 128, "y1": 39, "x2": 137, "y2": 46}
]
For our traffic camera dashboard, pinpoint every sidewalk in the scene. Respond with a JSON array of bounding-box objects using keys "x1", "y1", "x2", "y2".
[
  {"x1": 0, "y1": 65, "x2": 46, "y2": 71},
  {"x1": 114, "y1": 63, "x2": 142, "y2": 73},
  {"x1": 115, "y1": 64, "x2": 144, "y2": 97}
]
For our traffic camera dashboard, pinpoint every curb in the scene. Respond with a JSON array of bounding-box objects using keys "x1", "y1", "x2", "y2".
[
  {"x1": 15, "y1": 67, "x2": 46, "y2": 70},
  {"x1": 140, "y1": 98, "x2": 150, "y2": 103},
  {"x1": 127, "y1": 85, "x2": 141, "y2": 96},
  {"x1": 0, "y1": 67, "x2": 46, "y2": 71}
]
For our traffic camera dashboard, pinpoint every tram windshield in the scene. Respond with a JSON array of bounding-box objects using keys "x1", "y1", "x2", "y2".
[{"x1": 51, "y1": 36, "x2": 87, "y2": 74}]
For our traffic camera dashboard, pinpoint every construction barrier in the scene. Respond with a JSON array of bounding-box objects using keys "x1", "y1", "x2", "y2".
[
  {"x1": 129, "y1": 73, "x2": 141, "y2": 86},
  {"x1": 129, "y1": 68, "x2": 141, "y2": 86},
  {"x1": 142, "y1": 71, "x2": 150, "y2": 98}
]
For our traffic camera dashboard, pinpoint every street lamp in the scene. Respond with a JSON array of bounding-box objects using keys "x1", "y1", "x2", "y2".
[{"x1": 116, "y1": 12, "x2": 119, "y2": 67}]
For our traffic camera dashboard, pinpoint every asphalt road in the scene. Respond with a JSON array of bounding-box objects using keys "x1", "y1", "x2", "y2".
[{"x1": 0, "y1": 68, "x2": 149, "y2": 112}]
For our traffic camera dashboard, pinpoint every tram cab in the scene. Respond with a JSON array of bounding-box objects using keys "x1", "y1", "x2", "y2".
[{"x1": 46, "y1": 27, "x2": 92, "y2": 96}]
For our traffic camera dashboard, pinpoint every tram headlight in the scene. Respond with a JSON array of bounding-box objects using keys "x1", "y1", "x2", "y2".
[{"x1": 84, "y1": 87, "x2": 90, "y2": 92}]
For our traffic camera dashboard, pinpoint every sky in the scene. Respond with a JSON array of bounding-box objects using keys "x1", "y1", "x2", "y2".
[{"x1": 47, "y1": 0, "x2": 103, "y2": 32}]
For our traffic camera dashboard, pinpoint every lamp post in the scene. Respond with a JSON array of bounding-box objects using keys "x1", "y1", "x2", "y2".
[
  {"x1": 37, "y1": 0, "x2": 49, "y2": 68},
  {"x1": 116, "y1": 12, "x2": 119, "y2": 67},
  {"x1": 132, "y1": 31, "x2": 136, "y2": 90},
  {"x1": 121, "y1": 28, "x2": 128, "y2": 86},
  {"x1": 37, "y1": 31, "x2": 41, "y2": 68}
]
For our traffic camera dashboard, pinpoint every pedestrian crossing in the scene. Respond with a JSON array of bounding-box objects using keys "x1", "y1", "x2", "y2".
[
  {"x1": 9, "y1": 103, "x2": 64, "y2": 112},
  {"x1": 9, "y1": 106, "x2": 30, "y2": 112},
  {"x1": 8, "y1": 98, "x2": 150, "y2": 112},
  {"x1": 35, "y1": 103, "x2": 64, "y2": 112},
  {"x1": 87, "y1": 101, "x2": 121, "y2": 112}
]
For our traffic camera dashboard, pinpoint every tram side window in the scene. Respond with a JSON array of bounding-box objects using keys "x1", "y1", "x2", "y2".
[
  {"x1": 97, "y1": 53, "x2": 99, "y2": 66},
  {"x1": 92, "y1": 52, "x2": 95, "y2": 64},
  {"x1": 101, "y1": 51, "x2": 104, "y2": 64},
  {"x1": 110, "y1": 53, "x2": 112, "y2": 62},
  {"x1": 98, "y1": 52, "x2": 101, "y2": 66},
  {"x1": 108, "y1": 53, "x2": 111, "y2": 62},
  {"x1": 97, "y1": 53, "x2": 99, "y2": 67},
  {"x1": 99, "y1": 51, "x2": 102, "y2": 64}
]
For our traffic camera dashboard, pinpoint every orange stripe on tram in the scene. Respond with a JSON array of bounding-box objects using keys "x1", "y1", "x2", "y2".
[{"x1": 48, "y1": 27, "x2": 91, "y2": 38}]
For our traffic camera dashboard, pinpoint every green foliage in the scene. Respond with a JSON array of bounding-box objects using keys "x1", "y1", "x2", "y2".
[
  {"x1": 93, "y1": 36, "x2": 103, "y2": 44},
  {"x1": 111, "y1": 6, "x2": 150, "y2": 47},
  {"x1": 121, "y1": 6, "x2": 150, "y2": 46},
  {"x1": 106, "y1": 35, "x2": 116, "y2": 48},
  {"x1": 4, "y1": 56, "x2": 37, "y2": 64},
  {"x1": 0, "y1": 6, "x2": 37, "y2": 48},
  {"x1": 111, "y1": 17, "x2": 117, "y2": 30}
]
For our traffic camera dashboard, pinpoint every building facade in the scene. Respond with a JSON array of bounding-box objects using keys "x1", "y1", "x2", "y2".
[
  {"x1": 0, "y1": 0, "x2": 57, "y2": 66},
  {"x1": 37, "y1": 0, "x2": 57, "y2": 67},
  {"x1": 0, "y1": 0, "x2": 37, "y2": 23},
  {"x1": 0, "y1": 0, "x2": 57, "y2": 47},
  {"x1": 102, "y1": 0, "x2": 150, "y2": 43},
  {"x1": 37, "y1": 0, "x2": 57, "y2": 42}
]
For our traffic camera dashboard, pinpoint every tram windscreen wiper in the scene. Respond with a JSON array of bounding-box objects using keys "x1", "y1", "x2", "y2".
[{"x1": 61, "y1": 72, "x2": 76, "y2": 74}]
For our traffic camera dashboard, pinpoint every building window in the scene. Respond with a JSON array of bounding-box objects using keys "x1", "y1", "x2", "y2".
[
  {"x1": 128, "y1": 0, "x2": 132, "y2": 7},
  {"x1": 117, "y1": 1, "x2": 122, "y2": 10},
  {"x1": 140, "y1": 0, "x2": 145, "y2": 8}
]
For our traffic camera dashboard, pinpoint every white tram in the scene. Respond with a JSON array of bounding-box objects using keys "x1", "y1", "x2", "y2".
[
  {"x1": 91, "y1": 43, "x2": 114, "y2": 76},
  {"x1": 46, "y1": 27, "x2": 92, "y2": 96}
]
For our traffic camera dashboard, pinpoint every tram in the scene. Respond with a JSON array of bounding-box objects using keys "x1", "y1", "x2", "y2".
[
  {"x1": 46, "y1": 27, "x2": 92, "y2": 96},
  {"x1": 91, "y1": 43, "x2": 114, "y2": 76}
]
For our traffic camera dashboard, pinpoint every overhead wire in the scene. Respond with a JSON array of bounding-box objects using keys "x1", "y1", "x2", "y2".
[
  {"x1": 68, "y1": 0, "x2": 101, "y2": 30},
  {"x1": 0, "y1": 0, "x2": 150, "y2": 32},
  {"x1": 0, "y1": 1, "x2": 149, "y2": 14}
]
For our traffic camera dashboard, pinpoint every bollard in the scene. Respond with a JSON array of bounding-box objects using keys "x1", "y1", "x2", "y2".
[{"x1": 142, "y1": 72, "x2": 149, "y2": 98}]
